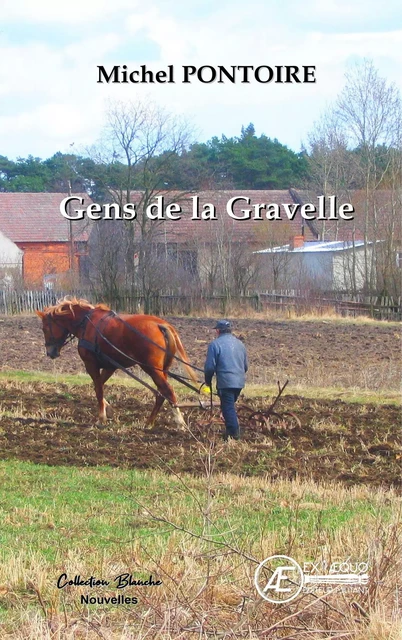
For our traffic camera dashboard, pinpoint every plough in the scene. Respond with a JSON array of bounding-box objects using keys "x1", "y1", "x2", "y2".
[
  {"x1": 38, "y1": 297, "x2": 301, "y2": 432},
  {"x1": 177, "y1": 379, "x2": 301, "y2": 432},
  {"x1": 84, "y1": 318, "x2": 301, "y2": 432}
]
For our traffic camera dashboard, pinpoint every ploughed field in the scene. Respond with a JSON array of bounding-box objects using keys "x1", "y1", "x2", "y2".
[
  {"x1": 0, "y1": 314, "x2": 399, "y2": 388},
  {"x1": 0, "y1": 315, "x2": 400, "y2": 489}
]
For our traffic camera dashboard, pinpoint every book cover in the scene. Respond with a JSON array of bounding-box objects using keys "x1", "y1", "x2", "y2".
[{"x1": 0, "y1": 2, "x2": 401, "y2": 638}]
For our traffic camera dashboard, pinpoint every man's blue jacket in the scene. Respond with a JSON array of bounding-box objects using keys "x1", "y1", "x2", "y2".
[{"x1": 204, "y1": 332, "x2": 248, "y2": 390}]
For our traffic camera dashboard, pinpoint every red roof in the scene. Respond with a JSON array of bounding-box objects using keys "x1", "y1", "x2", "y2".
[
  {"x1": 0, "y1": 192, "x2": 93, "y2": 243},
  {"x1": 123, "y1": 190, "x2": 318, "y2": 244}
]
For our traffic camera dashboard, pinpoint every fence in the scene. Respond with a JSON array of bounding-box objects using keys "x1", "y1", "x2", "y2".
[
  {"x1": 0, "y1": 289, "x2": 66, "y2": 315},
  {"x1": 0, "y1": 288, "x2": 400, "y2": 320},
  {"x1": 0, "y1": 290, "x2": 260, "y2": 317},
  {"x1": 256, "y1": 291, "x2": 402, "y2": 321}
]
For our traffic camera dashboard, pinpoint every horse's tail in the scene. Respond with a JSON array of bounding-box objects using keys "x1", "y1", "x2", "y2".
[{"x1": 159, "y1": 323, "x2": 199, "y2": 383}]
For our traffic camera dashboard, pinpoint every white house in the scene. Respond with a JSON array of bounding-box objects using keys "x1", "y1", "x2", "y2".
[
  {"x1": 254, "y1": 236, "x2": 373, "y2": 291},
  {"x1": 0, "y1": 230, "x2": 23, "y2": 288}
]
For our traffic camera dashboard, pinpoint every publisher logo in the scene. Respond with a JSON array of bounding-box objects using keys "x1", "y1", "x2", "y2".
[
  {"x1": 254, "y1": 556, "x2": 369, "y2": 604},
  {"x1": 254, "y1": 555, "x2": 304, "y2": 604}
]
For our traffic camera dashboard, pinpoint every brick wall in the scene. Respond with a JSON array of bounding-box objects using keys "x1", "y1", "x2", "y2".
[{"x1": 16, "y1": 242, "x2": 80, "y2": 286}]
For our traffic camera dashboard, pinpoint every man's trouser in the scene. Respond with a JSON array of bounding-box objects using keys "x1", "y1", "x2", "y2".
[{"x1": 218, "y1": 388, "x2": 242, "y2": 439}]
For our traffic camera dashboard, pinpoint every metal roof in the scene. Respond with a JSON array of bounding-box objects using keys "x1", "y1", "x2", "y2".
[{"x1": 254, "y1": 240, "x2": 369, "y2": 254}]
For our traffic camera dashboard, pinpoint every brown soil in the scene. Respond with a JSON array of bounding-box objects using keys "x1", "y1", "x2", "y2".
[
  {"x1": 0, "y1": 315, "x2": 400, "y2": 489},
  {"x1": 0, "y1": 383, "x2": 400, "y2": 489},
  {"x1": 0, "y1": 314, "x2": 400, "y2": 388}
]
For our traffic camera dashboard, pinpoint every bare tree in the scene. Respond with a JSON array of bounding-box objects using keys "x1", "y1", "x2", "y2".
[
  {"x1": 306, "y1": 111, "x2": 356, "y2": 241},
  {"x1": 230, "y1": 241, "x2": 260, "y2": 296},
  {"x1": 336, "y1": 60, "x2": 400, "y2": 161},
  {"x1": 251, "y1": 221, "x2": 296, "y2": 291},
  {"x1": 306, "y1": 60, "x2": 402, "y2": 296},
  {"x1": 193, "y1": 210, "x2": 261, "y2": 299},
  {"x1": 374, "y1": 116, "x2": 402, "y2": 299},
  {"x1": 336, "y1": 60, "x2": 402, "y2": 294},
  {"x1": 87, "y1": 221, "x2": 126, "y2": 303},
  {"x1": 89, "y1": 99, "x2": 194, "y2": 308}
]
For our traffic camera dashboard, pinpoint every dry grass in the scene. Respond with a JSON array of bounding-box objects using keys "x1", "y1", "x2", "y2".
[
  {"x1": 0, "y1": 340, "x2": 400, "y2": 639},
  {"x1": 188, "y1": 303, "x2": 401, "y2": 326},
  {"x1": 245, "y1": 360, "x2": 401, "y2": 394},
  {"x1": 0, "y1": 459, "x2": 401, "y2": 639},
  {"x1": 1, "y1": 369, "x2": 400, "y2": 406}
]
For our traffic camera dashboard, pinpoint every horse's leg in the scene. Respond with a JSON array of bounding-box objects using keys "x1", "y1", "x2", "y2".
[
  {"x1": 170, "y1": 404, "x2": 187, "y2": 429},
  {"x1": 101, "y1": 368, "x2": 116, "y2": 384},
  {"x1": 147, "y1": 392, "x2": 166, "y2": 426},
  {"x1": 82, "y1": 358, "x2": 108, "y2": 423},
  {"x1": 144, "y1": 368, "x2": 186, "y2": 429},
  {"x1": 100, "y1": 368, "x2": 116, "y2": 417}
]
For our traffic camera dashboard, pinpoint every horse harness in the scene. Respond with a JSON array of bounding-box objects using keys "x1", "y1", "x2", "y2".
[
  {"x1": 78, "y1": 310, "x2": 116, "y2": 369},
  {"x1": 45, "y1": 308, "x2": 205, "y2": 401},
  {"x1": 44, "y1": 313, "x2": 86, "y2": 350}
]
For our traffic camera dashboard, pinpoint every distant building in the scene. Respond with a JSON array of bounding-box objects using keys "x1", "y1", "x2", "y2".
[
  {"x1": 0, "y1": 230, "x2": 23, "y2": 288},
  {"x1": 0, "y1": 192, "x2": 92, "y2": 287},
  {"x1": 88, "y1": 189, "x2": 320, "y2": 291},
  {"x1": 0, "y1": 230, "x2": 23, "y2": 266},
  {"x1": 254, "y1": 237, "x2": 373, "y2": 291}
]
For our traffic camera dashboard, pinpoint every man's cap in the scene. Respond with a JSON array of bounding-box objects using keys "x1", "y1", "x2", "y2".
[{"x1": 214, "y1": 319, "x2": 232, "y2": 330}]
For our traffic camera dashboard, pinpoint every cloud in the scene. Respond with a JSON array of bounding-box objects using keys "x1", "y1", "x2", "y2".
[
  {"x1": 1, "y1": 0, "x2": 138, "y2": 24},
  {"x1": 0, "y1": 101, "x2": 104, "y2": 156},
  {"x1": 0, "y1": 1, "x2": 401, "y2": 158},
  {"x1": 288, "y1": 0, "x2": 402, "y2": 31}
]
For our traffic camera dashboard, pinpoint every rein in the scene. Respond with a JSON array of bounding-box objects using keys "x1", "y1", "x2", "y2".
[
  {"x1": 45, "y1": 307, "x2": 207, "y2": 400},
  {"x1": 84, "y1": 313, "x2": 205, "y2": 395},
  {"x1": 44, "y1": 314, "x2": 82, "y2": 349},
  {"x1": 114, "y1": 312, "x2": 204, "y2": 374}
]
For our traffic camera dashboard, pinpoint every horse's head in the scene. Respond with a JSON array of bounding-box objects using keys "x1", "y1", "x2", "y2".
[
  {"x1": 36, "y1": 310, "x2": 72, "y2": 359},
  {"x1": 37, "y1": 297, "x2": 99, "y2": 358}
]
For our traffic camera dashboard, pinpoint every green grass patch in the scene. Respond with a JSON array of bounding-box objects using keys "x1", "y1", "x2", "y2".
[
  {"x1": 0, "y1": 369, "x2": 138, "y2": 387},
  {"x1": 1, "y1": 370, "x2": 400, "y2": 406},
  {"x1": 0, "y1": 460, "x2": 399, "y2": 636},
  {"x1": 0, "y1": 459, "x2": 395, "y2": 564}
]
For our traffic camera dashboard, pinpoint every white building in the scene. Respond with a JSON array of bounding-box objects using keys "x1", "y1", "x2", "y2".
[
  {"x1": 0, "y1": 230, "x2": 23, "y2": 288},
  {"x1": 254, "y1": 238, "x2": 372, "y2": 291}
]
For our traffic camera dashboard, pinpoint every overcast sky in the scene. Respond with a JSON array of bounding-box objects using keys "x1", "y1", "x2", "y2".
[{"x1": 1, "y1": 0, "x2": 401, "y2": 160}]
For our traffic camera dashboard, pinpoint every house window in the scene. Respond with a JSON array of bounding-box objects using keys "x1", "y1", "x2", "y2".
[
  {"x1": 79, "y1": 255, "x2": 90, "y2": 284},
  {"x1": 179, "y1": 250, "x2": 197, "y2": 275},
  {"x1": 75, "y1": 241, "x2": 87, "y2": 255},
  {"x1": 156, "y1": 242, "x2": 177, "y2": 259}
]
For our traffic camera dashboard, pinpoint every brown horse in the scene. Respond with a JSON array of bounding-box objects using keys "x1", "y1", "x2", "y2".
[{"x1": 36, "y1": 297, "x2": 199, "y2": 427}]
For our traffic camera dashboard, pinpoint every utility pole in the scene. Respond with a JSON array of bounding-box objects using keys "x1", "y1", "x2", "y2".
[{"x1": 68, "y1": 180, "x2": 75, "y2": 280}]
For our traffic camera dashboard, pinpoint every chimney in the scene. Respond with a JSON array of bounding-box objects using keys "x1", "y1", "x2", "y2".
[{"x1": 289, "y1": 235, "x2": 304, "y2": 250}]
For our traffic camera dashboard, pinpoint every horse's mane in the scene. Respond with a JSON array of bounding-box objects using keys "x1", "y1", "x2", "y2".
[{"x1": 45, "y1": 296, "x2": 110, "y2": 317}]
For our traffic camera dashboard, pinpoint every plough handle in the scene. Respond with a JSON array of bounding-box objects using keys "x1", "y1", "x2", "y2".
[{"x1": 266, "y1": 380, "x2": 289, "y2": 415}]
